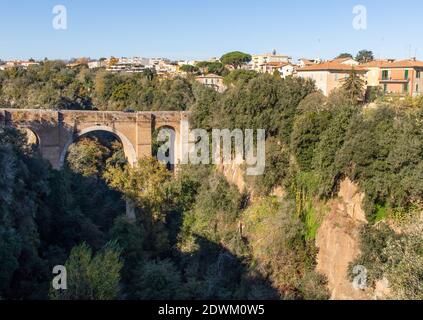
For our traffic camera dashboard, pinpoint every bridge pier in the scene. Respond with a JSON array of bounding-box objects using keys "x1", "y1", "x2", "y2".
[{"x1": 126, "y1": 199, "x2": 136, "y2": 221}]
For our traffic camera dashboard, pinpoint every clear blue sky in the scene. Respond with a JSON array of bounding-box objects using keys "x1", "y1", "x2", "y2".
[{"x1": 1, "y1": 0, "x2": 422, "y2": 61}]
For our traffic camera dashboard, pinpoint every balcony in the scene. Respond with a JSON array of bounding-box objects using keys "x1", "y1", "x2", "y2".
[{"x1": 380, "y1": 78, "x2": 410, "y2": 83}]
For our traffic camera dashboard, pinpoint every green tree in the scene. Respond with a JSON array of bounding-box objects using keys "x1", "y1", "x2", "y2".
[
  {"x1": 223, "y1": 69, "x2": 258, "y2": 85},
  {"x1": 355, "y1": 50, "x2": 374, "y2": 63},
  {"x1": 130, "y1": 259, "x2": 184, "y2": 300},
  {"x1": 273, "y1": 69, "x2": 281, "y2": 78},
  {"x1": 180, "y1": 64, "x2": 199, "y2": 74},
  {"x1": 243, "y1": 197, "x2": 328, "y2": 299},
  {"x1": 0, "y1": 227, "x2": 22, "y2": 294},
  {"x1": 336, "y1": 53, "x2": 353, "y2": 59},
  {"x1": 66, "y1": 137, "x2": 110, "y2": 178},
  {"x1": 220, "y1": 51, "x2": 252, "y2": 69},
  {"x1": 104, "y1": 158, "x2": 173, "y2": 254},
  {"x1": 291, "y1": 110, "x2": 331, "y2": 172},
  {"x1": 341, "y1": 68, "x2": 366, "y2": 103},
  {"x1": 246, "y1": 137, "x2": 289, "y2": 196},
  {"x1": 51, "y1": 242, "x2": 123, "y2": 300},
  {"x1": 104, "y1": 158, "x2": 172, "y2": 217},
  {"x1": 195, "y1": 61, "x2": 227, "y2": 75}
]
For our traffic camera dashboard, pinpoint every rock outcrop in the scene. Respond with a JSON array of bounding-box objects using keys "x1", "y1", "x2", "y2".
[{"x1": 316, "y1": 178, "x2": 369, "y2": 300}]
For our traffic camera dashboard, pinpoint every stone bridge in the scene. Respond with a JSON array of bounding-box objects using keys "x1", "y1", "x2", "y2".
[{"x1": 0, "y1": 108, "x2": 190, "y2": 169}]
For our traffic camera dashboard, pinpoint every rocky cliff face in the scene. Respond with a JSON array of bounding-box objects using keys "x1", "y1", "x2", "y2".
[
  {"x1": 316, "y1": 178, "x2": 369, "y2": 300},
  {"x1": 220, "y1": 165, "x2": 383, "y2": 300},
  {"x1": 219, "y1": 163, "x2": 247, "y2": 193}
]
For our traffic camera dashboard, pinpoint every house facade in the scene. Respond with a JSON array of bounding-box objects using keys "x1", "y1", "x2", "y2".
[
  {"x1": 195, "y1": 74, "x2": 227, "y2": 93},
  {"x1": 362, "y1": 59, "x2": 423, "y2": 96},
  {"x1": 251, "y1": 53, "x2": 291, "y2": 72},
  {"x1": 258, "y1": 62, "x2": 295, "y2": 78},
  {"x1": 296, "y1": 59, "x2": 365, "y2": 96}
]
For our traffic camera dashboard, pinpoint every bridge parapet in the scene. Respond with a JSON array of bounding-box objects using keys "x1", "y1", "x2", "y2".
[{"x1": 1, "y1": 109, "x2": 60, "y2": 125}]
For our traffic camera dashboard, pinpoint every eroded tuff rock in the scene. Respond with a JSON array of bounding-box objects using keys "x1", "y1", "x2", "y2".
[{"x1": 316, "y1": 178, "x2": 369, "y2": 300}]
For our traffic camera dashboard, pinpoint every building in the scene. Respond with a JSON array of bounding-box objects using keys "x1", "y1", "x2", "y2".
[
  {"x1": 361, "y1": 58, "x2": 423, "y2": 96},
  {"x1": 296, "y1": 59, "x2": 365, "y2": 96},
  {"x1": 107, "y1": 63, "x2": 150, "y2": 73},
  {"x1": 360, "y1": 59, "x2": 394, "y2": 87},
  {"x1": 119, "y1": 57, "x2": 150, "y2": 66},
  {"x1": 258, "y1": 62, "x2": 295, "y2": 78},
  {"x1": 0, "y1": 60, "x2": 40, "y2": 70},
  {"x1": 106, "y1": 57, "x2": 152, "y2": 73},
  {"x1": 251, "y1": 52, "x2": 292, "y2": 72},
  {"x1": 195, "y1": 74, "x2": 227, "y2": 93},
  {"x1": 155, "y1": 60, "x2": 179, "y2": 75},
  {"x1": 177, "y1": 60, "x2": 198, "y2": 67},
  {"x1": 88, "y1": 60, "x2": 108, "y2": 69},
  {"x1": 331, "y1": 57, "x2": 359, "y2": 66},
  {"x1": 297, "y1": 58, "x2": 321, "y2": 68}
]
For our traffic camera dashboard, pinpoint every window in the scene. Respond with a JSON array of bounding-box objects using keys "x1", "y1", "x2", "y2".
[
  {"x1": 416, "y1": 84, "x2": 419, "y2": 93},
  {"x1": 383, "y1": 84, "x2": 388, "y2": 93},
  {"x1": 382, "y1": 70, "x2": 389, "y2": 80},
  {"x1": 405, "y1": 70, "x2": 409, "y2": 80},
  {"x1": 404, "y1": 83, "x2": 409, "y2": 93},
  {"x1": 417, "y1": 71, "x2": 421, "y2": 79}
]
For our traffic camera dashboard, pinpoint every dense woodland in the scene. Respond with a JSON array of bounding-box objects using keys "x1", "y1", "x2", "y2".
[{"x1": 1, "y1": 61, "x2": 423, "y2": 300}]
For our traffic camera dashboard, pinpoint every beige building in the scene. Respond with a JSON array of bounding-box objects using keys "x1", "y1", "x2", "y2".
[
  {"x1": 298, "y1": 58, "x2": 321, "y2": 68},
  {"x1": 360, "y1": 60, "x2": 394, "y2": 86},
  {"x1": 259, "y1": 62, "x2": 295, "y2": 78},
  {"x1": 296, "y1": 58, "x2": 365, "y2": 96},
  {"x1": 195, "y1": 74, "x2": 227, "y2": 93},
  {"x1": 0, "y1": 60, "x2": 40, "y2": 70},
  {"x1": 251, "y1": 52, "x2": 291, "y2": 72},
  {"x1": 361, "y1": 58, "x2": 423, "y2": 96}
]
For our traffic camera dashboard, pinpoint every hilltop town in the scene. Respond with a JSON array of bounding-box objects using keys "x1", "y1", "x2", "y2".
[{"x1": 2, "y1": 50, "x2": 422, "y2": 98}]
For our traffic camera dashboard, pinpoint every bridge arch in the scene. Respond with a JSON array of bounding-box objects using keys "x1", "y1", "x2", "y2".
[
  {"x1": 58, "y1": 125, "x2": 137, "y2": 169},
  {"x1": 21, "y1": 127, "x2": 40, "y2": 146}
]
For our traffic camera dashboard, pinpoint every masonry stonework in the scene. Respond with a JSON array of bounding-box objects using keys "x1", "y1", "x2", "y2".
[{"x1": 0, "y1": 109, "x2": 189, "y2": 169}]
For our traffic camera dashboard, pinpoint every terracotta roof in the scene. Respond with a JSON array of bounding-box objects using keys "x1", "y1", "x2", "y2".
[
  {"x1": 361, "y1": 59, "x2": 423, "y2": 69},
  {"x1": 360, "y1": 59, "x2": 392, "y2": 68},
  {"x1": 332, "y1": 57, "x2": 354, "y2": 63},
  {"x1": 260, "y1": 62, "x2": 290, "y2": 67},
  {"x1": 299, "y1": 59, "x2": 317, "y2": 66},
  {"x1": 297, "y1": 61, "x2": 366, "y2": 72}
]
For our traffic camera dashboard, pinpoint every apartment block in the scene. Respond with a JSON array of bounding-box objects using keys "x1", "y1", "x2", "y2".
[
  {"x1": 251, "y1": 52, "x2": 291, "y2": 72},
  {"x1": 296, "y1": 58, "x2": 365, "y2": 96},
  {"x1": 362, "y1": 59, "x2": 423, "y2": 96}
]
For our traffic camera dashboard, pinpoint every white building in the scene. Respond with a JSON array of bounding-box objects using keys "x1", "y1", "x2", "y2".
[
  {"x1": 297, "y1": 58, "x2": 322, "y2": 68},
  {"x1": 88, "y1": 60, "x2": 108, "y2": 69},
  {"x1": 177, "y1": 60, "x2": 198, "y2": 67},
  {"x1": 0, "y1": 60, "x2": 40, "y2": 70},
  {"x1": 195, "y1": 74, "x2": 227, "y2": 93},
  {"x1": 251, "y1": 52, "x2": 292, "y2": 72},
  {"x1": 106, "y1": 57, "x2": 152, "y2": 73}
]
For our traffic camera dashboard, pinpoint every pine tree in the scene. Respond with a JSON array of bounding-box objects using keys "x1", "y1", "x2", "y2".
[{"x1": 341, "y1": 67, "x2": 365, "y2": 103}]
